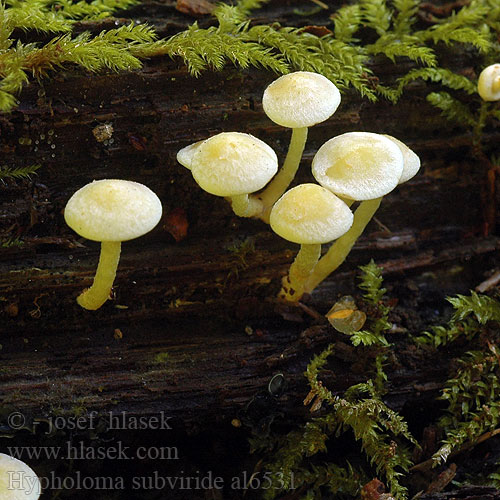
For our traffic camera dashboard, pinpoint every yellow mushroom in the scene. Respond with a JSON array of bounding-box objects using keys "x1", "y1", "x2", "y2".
[
  {"x1": 311, "y1": 132, "x2": 404, "y2": 201},
  {"x1": 177, "y1": 132, "x2": 278, "y2": 218},
  {"x1": 258, "y1": 72, "x2": 341, "y2": 220},
  {"x1": 0, "y1": 453, "x2": 41, "y2": 500},
  {"x1": 269, "y1": 183, "x2": 353, "y2": 301},
  {"x1": 65, "y1": 179, "x2": 162, "y2": 310},
  {"x1": 477, "y1": 64, "x2": 500, "y2": 102},
  {"x1": 305, "y1": 132, "x2": 420, "y2": 295}
]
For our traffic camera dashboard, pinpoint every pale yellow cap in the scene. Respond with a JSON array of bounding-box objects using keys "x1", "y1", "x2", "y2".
[
  {"x1": 0, "y1": 453, "x2": 41, "y2": 500},
  {"x1": 176, "y1": 140, "x2": 204, "y2": 170},
  {"x1": 65, "y1": 179, "x2": 162, "y2": 242},
  {"x1": 262, "y1": 72, "x2": 341, "y2": 128},
  {"x1": 312, "y1": 132, "x2": 404, "y2": 201},
  {"x1": 478, "y1": 64, "x2": 500, "y2": 101},
  {"x1": 190, "y1": 132, "x2": 278, "y2": 197},
  {"x1": 270, "y1": 184, "x2": 353, "y2": 244},
  {"x1": 382, "y1": 134, "x2": 421, "y2": 184}
]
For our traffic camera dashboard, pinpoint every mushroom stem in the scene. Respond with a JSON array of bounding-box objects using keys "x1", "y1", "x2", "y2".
[
  {"x1": 230, "y1": 194, "x2": 265, "y2": 218},
  {"x1": 258, "y1": 127, "x2": 308, "y2": 222},
  {"x1": 77, "y1": 241, "x2": 122, "y2": 310},
  {"x1": 304, "y1": 197, "x2": 383, "y2": 294},
  {"x1": 279, "y1": 243, "x2": 321, "y2": 302}
]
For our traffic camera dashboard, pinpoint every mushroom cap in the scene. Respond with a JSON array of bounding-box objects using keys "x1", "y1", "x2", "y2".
[
  {"x1": 189, "y1": 132, "x2": 278, "y2": 197},
  {"x1": 478, "y1": 63, "x2": 500, "y2": 101},
  {"x1": 176, "y1": 140, "x2": 205, "y2": 170},
  {"x1": 65, "y1": 179, "x2": 162, "y2": 242},
  {"x1": 0, "y1": 453, "x2": 41, "y2": 500},
  {"x1": 382, "y1": 134, "x2": 421, "y2": 184},
  {"x1": 270, "y1": 184, "x2": 353, "y2": 244},
  {"x1": 262, "y1": 71, "x2": 341, "y2": 128},
  {"x1": 311, "y1": 132, "x2": 404, "y2": 201}
]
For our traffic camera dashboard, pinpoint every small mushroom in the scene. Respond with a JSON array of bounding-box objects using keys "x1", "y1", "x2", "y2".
[
  {"x1": 262, "y1": 71, "x2": 341, "y2": 129},
  {"x1": 305, "y1": 132, "x2": 419, "y2": 295},
  {"x1": 0, "y1": 453, "x2": 41, "y2": 500},
  {"x1": 258, "y1": 72, "x2": 341, "y2": 220},
  {"x1": 65, "y1": 179, "x2": 162, "y2": 310},
  {"x1": 477, "y1": 63, "x2": 500, "y2": 102},
  {"x1": 311, "y1": 132, "x2": 404, "y2": 201},
  {"x1": 269, "y1": 183, "x2": 353, "y2": 301},
  {"x1": 177, "y1": 132, "x2": 278, "y2": 218}
]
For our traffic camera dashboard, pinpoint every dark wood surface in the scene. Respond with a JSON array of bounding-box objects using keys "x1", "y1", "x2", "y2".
[
  {"x1": 1, "y1": 0, "x2": 499, "y2": 419},
  {"x1": 1, "y1": 2, "x2": 500, "y2": 497}
]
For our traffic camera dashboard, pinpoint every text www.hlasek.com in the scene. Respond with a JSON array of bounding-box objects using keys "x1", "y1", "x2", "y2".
[{"x1": 7, "y1": 441, "x2": 179, "y2": 461}]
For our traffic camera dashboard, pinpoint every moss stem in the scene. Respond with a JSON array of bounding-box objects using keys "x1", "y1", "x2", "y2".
[
  {"x1": 473, "y1": 100, "x2": 489, "y2": 146},
  {"x1": 304, "y1": 198, "x2": 383, "y2": 294},
  {"x1": 279, "y1": 243, "x2": 321, "y2": 302},
  {"x1": 258, "y1": 127, "x2": 308, "y2": 222},
  {"x1": 77, "y1": 241, "x2": 121, "y2": 310}
]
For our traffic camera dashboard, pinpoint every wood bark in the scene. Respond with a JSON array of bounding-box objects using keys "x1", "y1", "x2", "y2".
[{"x1": 1, "y1": 0, "x2": 498, "y2": 417}]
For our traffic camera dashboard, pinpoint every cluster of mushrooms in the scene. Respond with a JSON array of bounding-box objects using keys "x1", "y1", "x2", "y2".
[
  {"x1": 63, "y1": 65, "x2": 500, "y2": 311},
  {"x1": 177, "y1": 71, "x2": 420, "y2": 302},
  {"x1": 8, "y1": 64, "x2": 499, "y2": 500}
]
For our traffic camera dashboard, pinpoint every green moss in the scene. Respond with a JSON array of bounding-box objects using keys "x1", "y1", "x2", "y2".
[
  {"x1": 254, "y1": 263, "x2": 500, "y2": 498},
  {"x1": 254, "y1": 263, "x2": 415, "y2": 499},
  {"x1": 415, "y1": 291, "x2": 500, "y2": 347},
  {"x1": 257, "y1": 343, "x2": 415, "y2": 499},
  {"x1": 0, "y1": 164, "x2": 40, "y2": 180},
  {"x1": 433, "y1": 349, "x2": 500, "y2": 466},
  {"x1": 0, "y1": 237, "x2": 24, "y2": 247},
  {"x1": 347, "y1": 260, "x2": 392, "y2": 349},
  {"x1": 2, "y1": 0, "x2": 500, "y2": 112},
  {"x1": 227, "y1": 238, "x2": 255, "y2": 269},
  {"x1": 68, "y1": 402, "x2": 89, "y2": 417},
  {"x1": 413, "y1": 290, "x2": 500, "y2": 472},
  {"x1": 151, "y1": 352, "x2": 169, "y2": 364}
]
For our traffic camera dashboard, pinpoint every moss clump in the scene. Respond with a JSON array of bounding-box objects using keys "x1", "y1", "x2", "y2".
[
  {"x1": 250, "y1": 263, "x2": 415, "y2": 499},
  {"x1": 2, "y1": 0, "x2": 500, "y2": 112},
  {"x1": 250, "y1": 262, "x2": 500, "y2": 498},
  {"x1": 151, "y1": 352, "x2": 170, "y2": 364}
]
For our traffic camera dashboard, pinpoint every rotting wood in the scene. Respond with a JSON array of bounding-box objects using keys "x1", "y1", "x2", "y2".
[
  {"x1": 0, "y1": 0, "x2": 498, "y2": 415},
  {"x1": 1, "y1": 2, "x2": 500, "y2": 497}
]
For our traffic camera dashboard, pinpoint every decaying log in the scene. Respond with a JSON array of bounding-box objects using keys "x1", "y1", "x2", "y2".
[
  {"x1": 1, "y1": 0, "x2": 499, "y2": 418},
  {"x1": 420, "y1": 486, "x2": 500, "y2": 499},
  {"x1": 1, "y1": 1, "x2": 500, "y2": 497}
]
